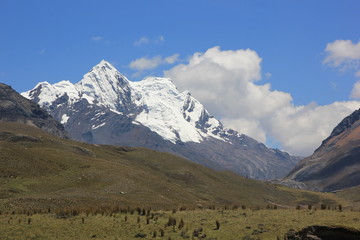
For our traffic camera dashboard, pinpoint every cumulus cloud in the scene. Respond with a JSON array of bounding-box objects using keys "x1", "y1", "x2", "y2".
[
  {"x1": 323, "y1": 39, "x2": 360, "y2": 68},
  {"x1": 164, "y1": 46, "x2": 360, "y2": 156},
  {"x1": 129, "y1": 54, "x2": 179, "y2": 71}
]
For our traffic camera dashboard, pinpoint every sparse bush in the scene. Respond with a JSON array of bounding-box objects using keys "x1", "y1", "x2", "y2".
[
  {"x1": 134, "y1": 233, "x2": 146, "y2": 238},
  {"x1": 167, "y1": 216, "x2": 176, "y2": 227},
  {"x1": 215, "y1": 220, "x2": 220, "y2": 230},
  {"x1": 153, "y1": 230, "x2": 157, "y2": 238},
  {"x1": 179, "y1": 206, "x2": 187, "y2": 211}
]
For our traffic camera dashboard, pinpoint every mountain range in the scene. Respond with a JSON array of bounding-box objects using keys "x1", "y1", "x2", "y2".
[
  {"x1": 0, "y1": 84, "x2": 350, "y2": 210},
  {"x1": 22, "y1": 60, "x2": 300, "y2": 180}
]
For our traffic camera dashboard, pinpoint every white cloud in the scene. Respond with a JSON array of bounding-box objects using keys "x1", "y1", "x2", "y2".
[
  {"x1": 323, "y1": 40, "x2": 360, "y2": 68},
  {"x1": 91, "y1": 36, "x2": 103, "y2": 42},
  {"x1": 129, "y1": 56, "x2": 162, "y2": 71},
  {"x1": 129, "y1": 54, "x2": 179, "y2": 71},
  {"x1": 164, "y1": 46, "x2": 360, "y2": 156},
  {"x1": 351, "y1": 81, "x2": 360, "y2": 99},
  {"x1": 323, "y1": 39, "x2": 360, "y2": 100},
  {"x1": 164, "y1": 54, "x2": 179, "y2": 64},
  {"x1": 134, "y1": 35, "x2": 165, "y2": 46}
]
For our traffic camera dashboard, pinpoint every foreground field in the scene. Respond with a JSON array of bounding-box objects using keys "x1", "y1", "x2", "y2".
[{"x1": 1, "y1": 208, "x2": 359, "y2": 240}]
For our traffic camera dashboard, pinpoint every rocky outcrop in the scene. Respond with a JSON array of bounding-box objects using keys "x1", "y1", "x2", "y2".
[
  {"x1": 284, "y1": 225, "x2": 360, "y2": 240},
  {"x1": 0, "y1": 83, "x2": 68, "y2": 138}
]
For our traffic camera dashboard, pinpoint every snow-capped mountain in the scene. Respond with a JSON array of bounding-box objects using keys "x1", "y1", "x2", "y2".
[{"x1": 23, "y1": 60, "x2": 300, "y2": 180}]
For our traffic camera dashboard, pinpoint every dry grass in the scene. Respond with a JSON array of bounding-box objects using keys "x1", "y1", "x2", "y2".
[{"x1": 0, "y1": 208, "x2": 359, "y2": 240}]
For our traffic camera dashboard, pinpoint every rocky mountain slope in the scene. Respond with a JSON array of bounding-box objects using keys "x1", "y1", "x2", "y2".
[
  {"x1": 0, "y1": 83, "x2": 67, "y2": 138},
  {"x1": 285, "y1": 108, "x2": 360, "y2": 192},
  {"x1": 22, "y1": 60, "x2": 299, "y2": 180}
]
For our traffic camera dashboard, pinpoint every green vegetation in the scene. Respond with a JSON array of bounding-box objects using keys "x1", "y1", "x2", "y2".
[{"x1": 0, "y1": 208, "x2": 359, "y2": 240}]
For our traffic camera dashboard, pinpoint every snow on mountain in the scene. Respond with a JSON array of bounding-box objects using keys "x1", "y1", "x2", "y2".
[
  {"x1": 22, "y1": 60, "x2": 300, "y2": 180},
  {"x1": 23, "y1": 60, "x2": 224, "y2": 145},
  {"x1": 132, "y1": 77, "x2": 223, "y2": 143}
]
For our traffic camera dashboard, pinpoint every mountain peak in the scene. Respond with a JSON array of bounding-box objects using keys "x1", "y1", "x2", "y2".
[{"x1": 94, "y1": 59, "x2": 115, "y2": 71}]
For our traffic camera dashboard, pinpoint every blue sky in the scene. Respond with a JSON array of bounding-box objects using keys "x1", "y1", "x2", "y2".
[{"x1": 1, "y1": 0, "x2": 360, "y2": 155}]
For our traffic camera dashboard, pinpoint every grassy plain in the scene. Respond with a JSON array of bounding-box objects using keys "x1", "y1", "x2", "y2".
[{"x1": 0, "y1": 208, "x2": 359, "y2": 240}]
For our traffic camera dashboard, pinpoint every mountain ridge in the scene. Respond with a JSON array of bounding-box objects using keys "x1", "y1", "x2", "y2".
[
  {"x1": 285, "y1": 108, "x2": 360, "y2": 192},
  {"x1": 0, "y1": 82, "x2": 68, "y2": 138}
]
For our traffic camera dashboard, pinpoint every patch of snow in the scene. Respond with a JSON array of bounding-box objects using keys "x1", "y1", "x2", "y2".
[
  {"x1": 92, "y1": 122, "x2": 106, "y2": 130},
  {"x1": 61, "y1": 114, "x2": 70, "y2": 124}
]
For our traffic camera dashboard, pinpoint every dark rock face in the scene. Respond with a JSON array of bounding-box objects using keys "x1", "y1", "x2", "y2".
[
  {"x1": 322, "y1": 108, "x2": 360, "y2": 146},
  {"x1": 284, "y1": 225, "x2": 360, "y2": 240},
  {"x1": 285, "y1": 108, "x2": 360, "y2": 192},
  {"x1": 0, "y1": 83, "x2": 68, "y2": 138}
]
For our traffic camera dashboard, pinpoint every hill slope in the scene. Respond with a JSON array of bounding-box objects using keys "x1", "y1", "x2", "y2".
[
  {"x1": 22, "y1": 60, "x2": 299, "y2": 180},
  {"x1": 285, "y1": 108, "x2": 360, "y2": 192},
  {"x1": 0, "y1": 122, "x2": 346, "y2": 211}
]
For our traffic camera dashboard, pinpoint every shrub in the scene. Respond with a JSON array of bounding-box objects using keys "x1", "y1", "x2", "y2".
[
  {"x1": 167, "y1": 216, "x2": 176, "y2": 227},
  {"x1": 215, "y1": 220, "x2": 220, "y2": 230}
]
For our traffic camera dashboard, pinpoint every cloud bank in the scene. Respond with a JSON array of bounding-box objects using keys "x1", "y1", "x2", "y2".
[{"x1": 164, "y1": 46, "x2": 360, "y2": 156}]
